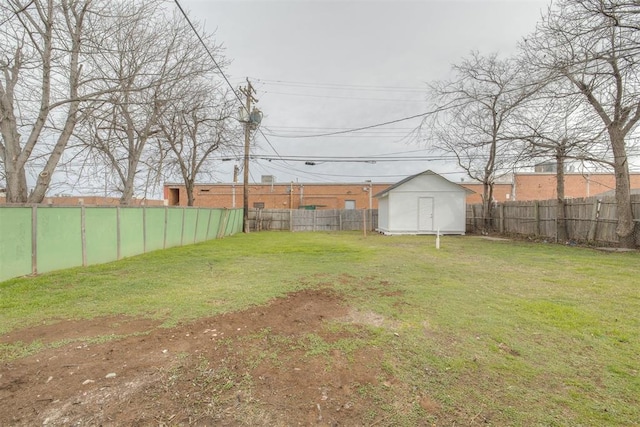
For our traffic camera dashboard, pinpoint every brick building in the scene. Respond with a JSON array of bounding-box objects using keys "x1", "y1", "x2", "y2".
[
  {"x1": 512, "y1": 173, "x2": 640, "y2": 201},
  {"x1": 459, "y1": 172, "x2": 640, "y2": 203},
  {"x1": 163, "y1": 172, "x2": 640, "y2": 208},
  {"x1": 164, "y1": 181, "x2": 391, "y2": 210},
  {"x1": 459, "y1": 183, "x2": 512, "y2": 204}
]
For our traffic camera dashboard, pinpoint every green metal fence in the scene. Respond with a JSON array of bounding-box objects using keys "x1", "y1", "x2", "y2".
[{"x1": 0, "y1": 206, "x2": 242, "y2": 282}]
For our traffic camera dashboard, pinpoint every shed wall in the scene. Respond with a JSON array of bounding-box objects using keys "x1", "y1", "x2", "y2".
[
  {"x1": 385, "y1": 190, "x2": 465, "y2": 234},
  {"x1": 375, "y1": 172, "x2": 468, "y2": 235},
  {"x1": 379, "y1": 191, "x2": 466, "y2": 234},
  {"x1": 377, "y1": 197, "x2": 390, "y2": 232}
]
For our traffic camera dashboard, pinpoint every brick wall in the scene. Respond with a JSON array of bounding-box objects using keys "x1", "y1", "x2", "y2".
[
  {"x1": 514, "y1": 173, "x2": 640, "y2": 200},
  {"x1": 461, "y1": 183, "x2": 512, "y2": 204},
  {"x1": 163, "y1": 173, "x2": 640, "y2": 208},
  {"x1": 164, "y1": 183, "x2": 391, "y2": 209}
]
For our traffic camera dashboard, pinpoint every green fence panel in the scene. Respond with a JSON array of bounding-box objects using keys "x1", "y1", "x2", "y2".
[
  {"x1": 183, "y1": 209, "x2": 198, "y2": 244},
  {"x1": 223, "y1": 209, "x2": 233, "y2": 236},
  {"x1": 85, "y1": 208, "x2": 117, "y2": 266},
  {"x1": 207, "y1": 209, "x2": 223, "y2": 239},
  {"x1": 1, "y1": 206, "x2": 242, "y2": 283},
  {"x1": 0, "y1": 207, "x2": 33, "y2": 282},
  {"x1": 119, "y1": 208, "x2": 144, "y2": 258},
  {"x1": 165, "y1": 208, "x2": 184, "y2": 248},
  {"x1": 234, "y1": 209, "x2": 243, "y2": 233},
  {"x1": 37, "y1": 207, "x2": 83, "y2": 274},
  {"x1": 145, "y1": 207, "x2": 166, "y2": 252},
  {"x1": 194, "y1": 209, "x2": 209, "y2": 243},
  {"x1": 226, "y1": 209, "x2": 241, "y2": 236}
]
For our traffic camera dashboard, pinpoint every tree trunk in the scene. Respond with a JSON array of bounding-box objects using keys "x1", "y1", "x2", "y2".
[
  {"x1": 186, "y1": 182, "x2": 195, "y2": 206},
  {"x1": 482, "y1": 181, "x2": 493, "y2": 234},
  {"x1": 120, "y1": 153, "x2": 139, "y2": 206},
  {"x1": 0, "y1": 76, "x2": 28, "y2": 203},
  {"x1": 4, "y1": 163, "x2": 28, "y2": 203},
  {"x1": 2, "y1": 125, "x2": 28, "y2": 203},
  {"x1": 28, "y1": 107, "x2": 78, "y2": 203},
  {"x1": 610, "y1": 129, "x2": 636, "y2": 248},
  {"x1": 119, "y1": 163, "x2": 137, "y2": 206}
]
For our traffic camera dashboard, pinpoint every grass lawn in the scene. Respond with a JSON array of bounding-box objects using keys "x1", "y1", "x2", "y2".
[{"x1": 1, "y1": 232, "x2": 639, "y2": 425}]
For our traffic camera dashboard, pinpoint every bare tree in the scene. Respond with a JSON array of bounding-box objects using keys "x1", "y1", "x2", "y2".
[
  {"x1": 157, "y1": 83, "x2": 239, "y2": 206},
  {"x1": 524, "y1": 0, "x2": 640, "y2": 248},
  {"x1": 0, "y1": 0, "x2": 104, "y2": 203},
  {"x1": 79, "y1": 2, "x2": 224, "y2": 205},
  {"x1": 510, "y1": 81, "x2": 608, "y2": 241},
  {"x1": 424, "y1": 51, "x2": 538, "y2": 232}
]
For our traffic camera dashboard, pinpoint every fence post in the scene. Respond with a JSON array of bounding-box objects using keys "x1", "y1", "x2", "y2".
[
  {"x1": 163, "y1": 206, "x2": 168, "y2": 249},
  {"x1": 81, "y1": 204, "x2": 87, "y2": 266},
  {"x1": 587, "y1": 199, "x2": 601, "y2": 242},
  {"x1": 142, "y1": 205, "x2": 147, "y2": 253},
  {"x1": 116, "y1": 206, "x2": 121, "y2": 260},
  {"x1": 180, "y1": 207, "x2": 186, "y2": 246},
  {"x1": 194, "y1": 208, "x2": 200, "y2": 243},
  {"x1": 31, "y1": 205, "x2": 38, "y2": 275},
  {"x1": 313, "y1": 210, "x2": 317, "y2": 232},
  {"x1": 499, "y1": 204, "x2": 505, "y2": 233},
  {"x1": 205, "y1": 209, "x2": 213, "y2": 240},
  {"x1": 534, "y1": 201, "x2": 541, "y2": 236},
  {"x1": 472, "y1": 205, "x2": 478, "y2": 232}
]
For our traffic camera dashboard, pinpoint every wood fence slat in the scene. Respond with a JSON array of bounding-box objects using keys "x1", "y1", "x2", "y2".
[{"x1": 468, "y1": 194, "x2": 639, "y2": 246}]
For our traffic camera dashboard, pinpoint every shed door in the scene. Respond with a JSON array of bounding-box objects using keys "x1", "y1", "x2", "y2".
[{"x1": 418, "y1": 197, "x2": 434, "y2": 231}]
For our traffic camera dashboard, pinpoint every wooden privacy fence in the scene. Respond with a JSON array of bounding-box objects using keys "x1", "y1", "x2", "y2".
[
  {"x1": 466, "y1": 195, "x2": 640, "y2": 246},
  {"x1": 248, "y1": 208, "x2": 378, "y2": 232}
]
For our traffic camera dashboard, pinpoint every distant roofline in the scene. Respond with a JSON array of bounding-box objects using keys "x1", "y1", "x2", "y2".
[
  {"x1": 374, "y1": 170, "x2": 473, "y2": 198},
  {"x1": 164, "y1": 171, "x2": 640, "y2": 188},
  {"x1": 164, "y1": 181, "x2": 394, "y2": 187},
  {"x1": 515, "y1": 172, "x2": 640, "y2": 176}
]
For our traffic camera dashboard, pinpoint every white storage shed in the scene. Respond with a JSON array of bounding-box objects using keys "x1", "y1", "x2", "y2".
[{"x1": 375, "y1": 170, "x2": 472, "y2": 235}]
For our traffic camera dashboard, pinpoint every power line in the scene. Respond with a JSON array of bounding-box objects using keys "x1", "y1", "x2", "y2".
[
  {"x1": 251, "y1": 155, "x2": 453, "y2": 163},
  {"x1": 262, "y1": 94, "x2": 486, "y2": 139},
  {"x1": 173, "y1": 0, "x2": 246, "y2": 113},
  {"x1": 266, "y1": 125, "x2": 417, "y2": 131},
  {"x1": 263, "y1": 125, "x2": 416, "y2": 135},
  {"x1": 270, "y1": 111, "x2": 431, "y2": 139},
  {"x1": 173, "y1": 0, "x2": 286, "y2": 167},
  {"x1": 251, "y1": 77, "x2": 426, "y2": 93},
  {"x1": 262, "y1": 90, "x2": 426, "y2": 103}
]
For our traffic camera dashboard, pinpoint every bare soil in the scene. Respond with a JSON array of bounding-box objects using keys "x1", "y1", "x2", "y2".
[{"x1": 1, "y1": 288, "x2": 424, "y2": 426}]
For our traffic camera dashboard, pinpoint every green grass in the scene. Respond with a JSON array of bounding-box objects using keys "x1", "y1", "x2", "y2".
[
  {"x1": 1, "y1": 232, "x2": 639, "y2": 425},
  {"x1": 0, "y1": 232, "x2": 371, "y2": 333}
]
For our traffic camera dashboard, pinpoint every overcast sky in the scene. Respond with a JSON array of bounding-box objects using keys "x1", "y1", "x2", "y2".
[{"x1": 178, "y1": 0, "x2": 550, "y2": 185}]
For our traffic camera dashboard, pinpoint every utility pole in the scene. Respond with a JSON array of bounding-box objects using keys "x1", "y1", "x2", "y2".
[{"x1": 239, "y1": 78, "x2": 258, "y2": 233}]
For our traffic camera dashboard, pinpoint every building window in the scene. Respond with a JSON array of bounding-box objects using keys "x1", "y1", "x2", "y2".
[
  {"x1": 253, "y1": 202, "x2": 265, "y2": 209},
  {"x1": 345, "y1": 200, "x2": 356, "y2": 209}
]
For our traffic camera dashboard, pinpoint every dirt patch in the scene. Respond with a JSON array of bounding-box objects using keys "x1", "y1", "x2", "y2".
[
  {"x1": 0, "y1": 288, "x2": 414, "y2": 426},
  {"x1": 0, "y1": 317, "x2": 162, "y2": 347}
]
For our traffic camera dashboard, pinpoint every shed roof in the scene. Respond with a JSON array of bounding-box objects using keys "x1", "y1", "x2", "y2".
[{"x1": 374, "y1": 170, "x2": 474, "y2": 198}]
